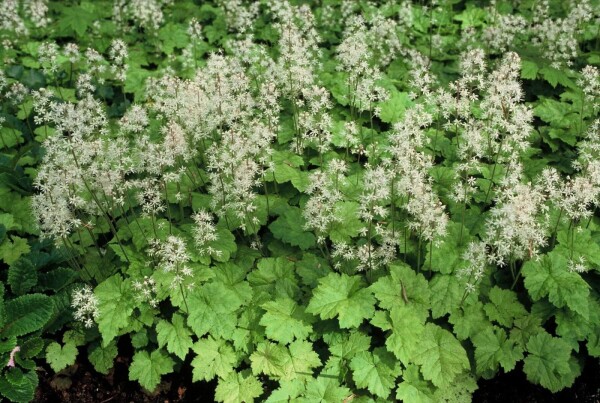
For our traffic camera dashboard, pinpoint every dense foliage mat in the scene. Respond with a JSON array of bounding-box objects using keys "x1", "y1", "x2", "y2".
[{"x1": 0, "y1": 0, "x2": 599, "y2": 401}]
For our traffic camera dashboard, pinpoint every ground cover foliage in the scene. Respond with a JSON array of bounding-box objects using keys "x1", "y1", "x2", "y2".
[{"x1": 0, "y1": 0, "x2": 599, "y2": 401}]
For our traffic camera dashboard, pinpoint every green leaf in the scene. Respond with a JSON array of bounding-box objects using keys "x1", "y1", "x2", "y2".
[
  {"x1": 0, "y1": 128, "x2": 24, "y2": 149},
  {"x1": 37, "y1": 267, "x2": 77, "y2": 292},
  {"x1": 46, "y1": 341, "x2": 78, "y2": 372},
  {"x1": 472, "y1": 326, "x2": 523, "y2": 374},
  {"x1": 378, "y1": 90, "x2": 413, "y2": 123},
  {"x1": 95, "y1": 275, "x2": 135, "y2": 346},
  {"x1": 521, "y1": 60, "x2": 539, "y2": 80},
  {"x1": 385, "y1": 305, "x2": 426, "y2": 366},
  {"x1": 370, "y1": 263, "x2": 430, "y2": 322},
  {"x1": 306, "y1": 272, "x2": 375, "y2": 329},
  {"x1": 429, "y1": 274, "x2": 462, "y2": 319},
  {"x1": 539, "y1": 66, "x2": 577, "y2": 89},
  {"x1": 158, "y1": 23, "x2": 190, "y2": 54},
  {"x1": 250, "y1": 341, "x2": 320, "y2": 381},
  {"x1": 449, "y1": 301, "x2": 491, "y2": 341},
  {"x1": 425, "y1": 222, "x2": 467, "y2": 274},
  {"x1": 129, "y1": 349, "x2": 175, "y2": 392},
  {"x1": 509, "y1": 315, "x2": 545, "y2": 349},
  {"x1": 215, "y1": 370, "x2": 263, "y2": 403},
  {"x1": 1, "y1": 294, "x2": 53, "y2": 338},
  {"x1": 282, "y1": 341, "x2": 321, "y2": 380},
  {"x1": 556, "y1": 228, "x2": 600, "y2": 268},
  {"x1": 269, "y1": 207, "x2": 316, "y2": 250},
  {"x1": 57, "y1": 2, "x2": 97, "y2": 37},
  {"x1": 156, "y1": 314, "x2": 193, "y2": 360},
  {"x1": 484, "y1": 287, "x2": 527, "y2": 327},
  {"x1": 8, "y1": 258, "x2": 37, "y2": 295},
  {"x1": 260, "y1": 298, "x2": 313, "y2": 344},
  {"x1": 187, "y1": 282, "x2": 242, "y2": 340},
  {"x1": 412, "y1": 323, "x2": 470, "y2": 388},
  {"x1": 88, "y1": 341, "x2": 118, "y2": 375},
  {"x1": 0, "y1": 236, "x2": 30, "y2": 265},
  {"x1": 300, "y1": 372, "x2": 352, "y2": 402},
  {"x1": 324, "y1": 330, "x2": 371, "y2": 363},
  {"x1": 191, "y1": 337, "x2": 236, "y2": 382},
  {"x1": 350, "y1": 348, "x2": 401, "y2": 399},
  {"x1": 0, "y1": 370, "x2": 37, "y2": 403},
  {"x1": 522, "y1": 252, "x2": 590, "y2": 318},
  {"x1": 523, "y1": 332, "x2": 576, "y2": 392},
  {"x1": 250, "y1": 341, "x2": 288, "y2": 378},
  {"x1": 208, "y1": 224, "x2": 238, "y2": 262},
  {"x1": 328, "y1": 202, "x2": 363, "y2": 243},
  {"x1": 20, "y1": 337, "x2": 44, "y2": 358},
  {"x1": 248, "y1": 257, "x2": 300, "y2": 300},
  {"x1": 395, "y1": 365, "x2": 435, "y2": 403}
]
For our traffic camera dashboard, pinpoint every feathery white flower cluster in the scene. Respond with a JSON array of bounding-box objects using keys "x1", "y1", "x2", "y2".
[
  {"x1": 485, "y1": 166, "x2": 549, "y2": 266},
  {"x1": 304, "y1": 159, "x2": 346, "y2": 235},
  {"x1": 113, "y1": 0, "x2": 167, "y2": 31},
  {"x1": 192, "y1": 210, "x2": 219, "y2": 256},
  {"x1": 148, "y1": 236, "x2": 194, "y2": 290},
  {"x1": 390, "y1": 105, "x2": 448, "y2": 243},
  {"x1": 531, "y1": 0, "x2": 593, "y2": 68},
  {"x1": 132, "y1": 276, "x2": 159, "y2": 308},
  {"x1": 71, "y1": 285, "x2": 99, "y2": 328}
]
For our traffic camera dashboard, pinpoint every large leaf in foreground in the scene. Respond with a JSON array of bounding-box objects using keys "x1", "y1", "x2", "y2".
[
  {"x1": 523, "y1": 332, "x2": 579, "y2": 392},
  {"x1": 412, "y1": 323, "x2": 470, "y2": 388},
  {"x1": 306, "y1": 272, "x2": 375, "y2": 329},
  {"x1": 522, "y1": 252, "x2": 590, "y2": 318}
]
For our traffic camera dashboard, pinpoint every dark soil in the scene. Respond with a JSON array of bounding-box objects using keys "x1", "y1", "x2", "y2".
[{"x1": 35, "y1": 342, "x2": 600, "y2": 403}]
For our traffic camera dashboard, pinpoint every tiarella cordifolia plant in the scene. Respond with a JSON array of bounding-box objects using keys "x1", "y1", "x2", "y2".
[{"x1": 0, "y1": 0, "x2": 599, "y2": 402}]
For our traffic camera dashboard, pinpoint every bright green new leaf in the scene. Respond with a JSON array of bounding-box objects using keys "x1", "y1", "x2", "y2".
[
  {"x1": 449, "y1": 301, "x2": 491, "y2": 341},
  {"x1": 281, "y1": 340, "x2": 321, "y2": 380},
  {"x1": 250, "y1": 341, "x2": 288, "y2": 378},
  {"x1": 350, "y1": 348, "x2": 401, "y2": 399},
  {"x1": 187, "y1": 282, "x2": 242, "y2": 340},
  {"x1": 191, "y1": 337, "x2": 237, "y2": 381},
  {"x1": 46, "y1": 341, "x2": 78, "y2": 372},
  {"x1": 328, "y1": 202, "x2": 363, "y2": 243},
  {"x1": 95, "y1": 275, "x2": 135, "y2": 346},
  {"x1": 300, "y1": 372, "x2": 352, "y2": 402},
  {"x1": 260, "y1": 298, "x2": 313, "y2": 344},
  {"x1": 521, "y1": 60, "x2": 539, "y2": 80},
  {"x1": 247, "y1": 257, "x2": 299, "y2": 300},
  {"x1": 425, "y1": 222, "x2": 467, "y2": 274},
  {"x1": 129, "y1": 349, "x2": 175, "y2": 392},
  {"x1": 484, "y1": 287, "x2": 527, "y2": 327},
  {"x1": 429, "y1": 274, "x2": 462, "y2": 319},
  {"x1": 522, "y1": 252, "x2": 590, "y2": 318},
  {"x1": 523, "y1": 332, "x2": 576, "y2": 392},
  {"x1": 412, "y1": 323, "x2": 470, "y2": 388},
  {"x1": 156, "y1": 314, "x2": 193, "y2": 359},
  {"x1": 250, "y1": 341, "x2": 320, "y2": 381},
  {"x1": 306, "y1": 272, "x2": 375, "y2": 329},
  {"x1": 0, "y1": 236, "x2": 30, "y2": 265},
  {"x1": 325, "y1": 330, "x2": 372, "y2": 363},
  {"x1": 378, "y1": 90, "x2": 412, "y2": 123},
  {"x1": 214, "y1": 370, "x2": 263, "y2": 403},
  {"x1": 370, "y1": 262, "x2": 430, "y2": 322},
  {"x1": 395, "y1": 365, "x2": 435, "y2": 403},
  {"x1": 556, "y1": 228, "x2": 600, "y2": 268},
  {"x1": 386, "y1": 305, "x2": 426, "y2": 365}
]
